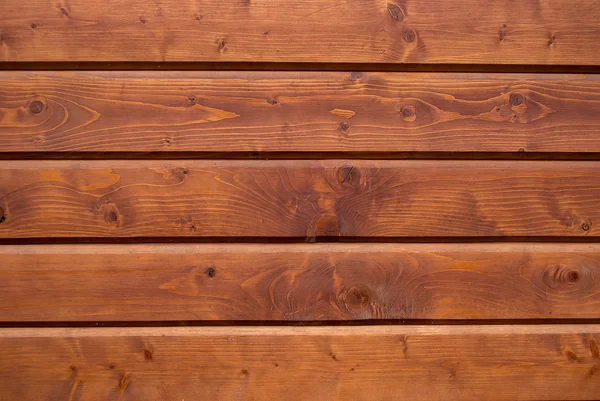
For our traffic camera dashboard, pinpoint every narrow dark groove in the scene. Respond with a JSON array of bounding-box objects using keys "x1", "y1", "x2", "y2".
[
  {"x1": 2, "y1": 62, "x2": 600, "y2": 73},
  {"x1": 0, "y1": 319, "x2": 599, "y2": 328},
  {"x1": 2, "y1": 237, "x2": 600, "y2": 245},
  {"x1": 3, "y1": 151, "x2": 600, "y2": 161}
]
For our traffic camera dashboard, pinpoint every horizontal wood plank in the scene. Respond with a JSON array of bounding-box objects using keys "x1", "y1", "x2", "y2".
[
  {"x1": 1, "y1": 0, "x2": 599, "y2": 64},
  {"x1": 1, "y1": 243, "x2": 600, "y2": 321},
  {"x1": 3, "y1": 71, "x2": 600, "y2": 153},
  {"x1": 0, "y1": 325, "x2": 599, "y2": 400},
  {"x1": 0, "y1": 160, "x2": 599, "y2": 238}
]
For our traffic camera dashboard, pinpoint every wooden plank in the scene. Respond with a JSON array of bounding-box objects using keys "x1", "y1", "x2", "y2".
[
  {"x1": 3, "y1": 71, "x2": 600, "y2": 153},
  {"x1": 0, "y1": 325, "x2": 598, "y2": 400},
  {"x1": 0, "y1": 160, "x2": 599, "y2": 238},
  {"x1": 1, "y1": 243, "x2": 600, "y2": 322},
  {"x1": 1, "y1": 0, "x2": 599, "y2": 64}
]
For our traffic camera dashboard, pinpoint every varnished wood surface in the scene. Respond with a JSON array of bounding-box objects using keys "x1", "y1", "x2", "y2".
[
  {"x1": 3, "y1": 1, "x2": 599, "y2": 399},
  {"x1": 1, "y1": 1, "x2": 600, "y2": 65},
  {"x1": 3, "y1": 71, "x2": 600, "y2": 153},
  {"x1": 1, "y1": 243, "x2": 599, "y2": 321},
  {"x1": 0, "y1": 160, "x2": 599, "y2": 238},
  {"x1": 0, "y1": 325, "x2": 598, "y2": 400}
]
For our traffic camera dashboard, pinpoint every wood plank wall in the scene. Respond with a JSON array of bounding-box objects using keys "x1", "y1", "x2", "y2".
[{"x1": 1, "y1": 1, "x2": 599, "y2": 400}]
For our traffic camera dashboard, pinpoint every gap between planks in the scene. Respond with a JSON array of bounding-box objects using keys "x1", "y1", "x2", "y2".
[
  {"x1": 4, "y1": 62, "x2": 600, "y2": 73},
  {"x1": 2, "y1": 324, "x2": 599, "y2": 337}
]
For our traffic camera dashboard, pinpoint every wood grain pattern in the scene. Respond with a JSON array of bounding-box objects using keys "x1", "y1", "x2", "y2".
[
  {"x1": 1, "y1": 0, "x2": 600, "y2": 64},
  {"x1": 1, "y1": 325, "x2": 599, "y2": 401},
  {"x1": 0, "y1": 160, "x2": 599, "y2": 238},
  {"x1": 1, "y1": 243, "x2": 600, "y2": 321},
  {"x1": 3, "y1": 71, "x2": 600, "y2": 153}
]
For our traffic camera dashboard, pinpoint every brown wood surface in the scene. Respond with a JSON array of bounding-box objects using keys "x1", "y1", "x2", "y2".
[
  {"x1": 1, "y1": 0, "x2": 599, "y2": 64},
  {"x1": 1, "y1": 243, "x2": 600, "y2": 322},
  {"x1": 3, "y1": 71, "x2": 600, "y2": 153},
  {"x1": 0, "y1": 325, "x2": 599, "y2": 400},
  {"x1": 0, "y1": 160, "x2": 599, "y2": 238},
  {"x1": 3, "y1": 1, "x2": 599, "y2": 399}
]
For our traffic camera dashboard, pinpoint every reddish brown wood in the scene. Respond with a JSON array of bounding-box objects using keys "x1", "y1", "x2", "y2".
[
  {"x1": 1, "y1": 0, "x2": 599, "y2": 64},
  {"x1": 0, "y1": 160, "x2": 599, "y2": 238},
  {"x1": 2, "y1": 1, "x2": 599, "y2": 400},
  {"x1": 1, "y1": 71, "x2": 600, "y2": 153},
  {"x1": 0, "y1": 243, "x2": 599, "y2": 322},
  {"x1": 0, "y1": 326, "x2": 598, "y2": 401}
]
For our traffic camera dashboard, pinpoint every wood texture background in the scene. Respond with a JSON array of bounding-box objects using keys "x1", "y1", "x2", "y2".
[
  {"x1": 2, "y1": 71, "x2": 600, "y2": 153},
  {"x1": 1, "y1": 326, "x2": 599, "y2": 400},
  {"x1": 2, "y1": 0, "x2": 600, "y2": 399},
  {"x1": 1, "y1": 0, "x2": 600, "y2": 64},
  {"x1": 1, "y1": 243, "x2": 599, "y2": 322},
  {"x1": 0, "y1": 160, "x2": 598, "y2": 238}
]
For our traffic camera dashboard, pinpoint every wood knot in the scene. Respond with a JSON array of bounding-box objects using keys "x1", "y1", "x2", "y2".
[
  {"x1": 0, "y1": 206, "x2": 5, "y2": 224},
  {"x1": 340, "y1": 286, "x2": 370, "y2": 310},
  {"x1": 335, "y1": 162, "x2": 359, "y2": 187},
  {"x1": 498, "y1": 26, "x2": 507, "y2": 41},
  {"x1": 28, "y1": 99, "x2": 45, "y2": 114},
  {"x1": 548, "y1": 36, "x2": 556, "y2": 46},
  {"x1": 139, "y1": 16, "x2": 146, "y2": 24},
  {"x1": 217, "y1": 39, "x2": 227, "y2": 52},
  {"x1": 31, "y1": 23, "x2": 38, "y2": 29},
  {"x1": 400, "y1": 105, "x2": 416, "y2": 122},
  {"x1": 143, "y1": 347, "x2": 153, "y2": 360},
  {"x1": 563, "y1": 215, "x2": 592, "y2": 234},
  {"x1": 163, "y1": 167, "x2": 188, "y2": 181},
  {"x1": 541, "y1": 265, "x2": 589, "y2": 294},
  {"x1": 206, "y1": 267, "x2": 216, "y2": 277},
  {"x1": 338, "y1": 121, "x2": 350, "y2": 133},
  {"x1": 118, "y1": 375, "x2": 130, "y2": 390},
  {"x1": 403, "y1": 29, "x2": 416, "y2": 43},
  {"x1": 104, "y1": 208, "x2": 119, "y2": 225},
  {"x1": 588, "y1": 365, "x2": 599, "y2": 378},
  {"x1": 267, "y1": 97, "x2": 279, "y2": 105},
  {"x1": 349, "y1": 71, "x2": 363, "y2": 80},
  {"x1": 510, "y1": 93, "x2": 524, "y2": 106},
  {"x1": 175, "y1": 216, "x2": 198, "y2": 233},
  {"x1": 387, "y1": 3, "x2": 404, "y2": 21},
  {"x1": 567, "y1": 270, "x2": 580, "y2": 283},
  {"x1": 562, "y1": 346, "x2": 579, "y2": 363},
  {"x1": 519, "y1": 255, "x2": 596, "y2": 305},
  {"x1": 588, "y1": 338, "x2": 599, "y2": 359}
]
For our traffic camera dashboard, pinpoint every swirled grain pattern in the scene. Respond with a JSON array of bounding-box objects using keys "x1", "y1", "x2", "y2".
[
  {"x1": 1, "y1": 160, "x2": 600, "y2": 238},
  {"x1": 1, "y1": 243, "x2": 599, "y2": 321},
  {"x1": 2, "y1": 71, "x2": 600, "y2": 152}
]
